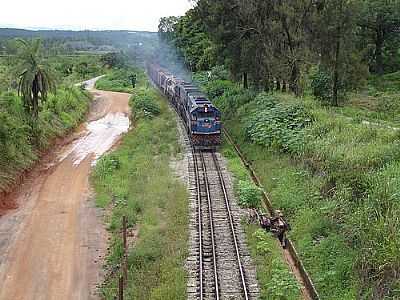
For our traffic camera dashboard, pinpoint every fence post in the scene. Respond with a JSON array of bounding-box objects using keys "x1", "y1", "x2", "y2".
[
  {"x1": 118, "y1": 275, "x2": 124, "y2": 300},
  {"x1": 123, "y1": 216, "x2": 127, "y2": 252},
  {"x1": 122, "y1": 216, "x2": 128, "y2": 287}
]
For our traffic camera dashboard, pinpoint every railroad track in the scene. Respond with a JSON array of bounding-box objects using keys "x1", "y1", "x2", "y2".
[{"x1": 188, "y1": 149, "x2": 259, "y2": 300}]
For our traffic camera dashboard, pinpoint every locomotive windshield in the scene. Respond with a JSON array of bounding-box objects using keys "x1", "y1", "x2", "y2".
[{"x1": 198, "y1": 112, "x2": 214, "y2": 118}]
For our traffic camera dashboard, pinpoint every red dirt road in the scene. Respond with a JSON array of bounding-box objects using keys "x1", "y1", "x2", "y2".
[{"x1": 0, "y1": 87, "x2": 130, "y2": 300}]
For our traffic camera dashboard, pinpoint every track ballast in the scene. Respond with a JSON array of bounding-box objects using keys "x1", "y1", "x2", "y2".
[{"x1": 187, "y1": 149, "x2": 259, "y2": 300}]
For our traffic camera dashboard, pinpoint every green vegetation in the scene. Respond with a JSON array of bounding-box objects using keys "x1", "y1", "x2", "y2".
[
  {"x1": 0, "y1": 38, "x2": 99, "y2": 194},
  {"x1": 95, "y1": 68, "x2": 144, "y2": 93},
  {"x1": 92, "y1": 72, "x2": 188, "y2": 300},
  {"x1": 131, "y1": 87, "x2": 161, "y2": 119},
  {"x1": 237, "y1": 180, "x2": 262, "y2": 209},
  {"x1": 221, "y1": 145, "x2": 301, "y2": 299},
  {"x1": 16, "y1": 39, "x2": 56, "y2": 119},
  {"x1": 0, "y1": 86, "x2": 91, "y2": 193},
  {"x1": 158, "y1": 3, "x2": 400, "y2": 297},
  {"x1": 159, "y1": 0, "x2": 400, "y2": 105},
  {"x1": 191, "y1": 71, "x2": 400, "y2": 298}
]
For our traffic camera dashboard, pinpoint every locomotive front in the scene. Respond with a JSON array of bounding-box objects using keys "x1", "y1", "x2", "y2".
[{"x1": 189, "y1": 96, "x2": 221, "y2": 148}]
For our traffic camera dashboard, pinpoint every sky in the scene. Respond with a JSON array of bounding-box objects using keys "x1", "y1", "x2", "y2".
[{"x1": 0, "y1": 0, "x2": 193, "y2": 32}]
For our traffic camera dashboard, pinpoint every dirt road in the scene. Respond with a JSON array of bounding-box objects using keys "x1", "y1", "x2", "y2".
[{"x1": 0, "y1": 82, "x2": 131, "y2": 300}]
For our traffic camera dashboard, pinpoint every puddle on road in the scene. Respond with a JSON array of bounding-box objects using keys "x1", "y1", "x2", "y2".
[{"x1": 59, "y1": 112, "x2": 130, "y2": 166}]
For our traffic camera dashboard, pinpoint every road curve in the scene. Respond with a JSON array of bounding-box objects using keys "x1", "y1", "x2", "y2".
[{"x1": 0, "y1": 80, "x2": 131, "y2": 300}]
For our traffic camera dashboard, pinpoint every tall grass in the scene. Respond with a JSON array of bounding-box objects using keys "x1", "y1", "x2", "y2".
[
  {"x1": 196, "y1": 69, "x2": 400, "y2": 299},
  {"x1": 95, "y1": 68, "x2": 146, "y2": 93},
  {"x1": 221, "y1": 144, "x2": 302, "y2": 300}
]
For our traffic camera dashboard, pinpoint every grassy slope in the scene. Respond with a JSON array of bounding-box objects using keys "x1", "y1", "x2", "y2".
[
  {"x1": 221, "y1": 143, "x2": 302, "y2": 299},
  {"x1": 0, "y1": 87, "x2": 91, "y2": 193},
  {"x1": 95, "y1": 68, "x2": 139, "y2": 93},
  {"x1": 0, "y1": 54, "x2": 104, "y2": 194},
  {"x1": 91, "y1": 71, "x2": 188, "y2": 299},
  {"x1": 196, "y1": 70, "x2": 400, "y2": 299}
]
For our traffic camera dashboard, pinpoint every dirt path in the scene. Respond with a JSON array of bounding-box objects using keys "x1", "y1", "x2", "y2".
[{"x1": 0, "y1": 83, "x2": 131, "y2": 300}]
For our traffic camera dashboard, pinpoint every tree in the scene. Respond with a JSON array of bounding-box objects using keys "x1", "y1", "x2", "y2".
[
  {"x1": 100, "y1": 52, "x2": 126, "y2": 68},
  {"x1": 16, "y1": 39, "x2": 56, "y2": 119},
  {"x1": 358, "y1": 0, "x2": 400, "y2": 74},
  {"x1": 158, "y1": 16, "x2": 179, "y2": 42},
  {"x1": 311, "y1": 0, "x2": 366, "y2": 106}
]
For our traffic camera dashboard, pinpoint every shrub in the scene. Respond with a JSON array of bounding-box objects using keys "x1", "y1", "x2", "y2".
[
  {"x1": 96, "y1": 68, "x2": 137, "y2": 93},
  {"x1": 237, "y1": 180, "x2": 262, "y2": 208},
  {"x1": 245, "y1": 100, "x2": 313, "y2": 153},
  {"x1": 204, "y1": 79, "x2": 235, "y2": 99},
  {"x1": 131, "y1": 88, "x2": 161, "y2": 119},
  {"x1": 310, "y1": 66, "x2": 333, "y2": 104}
]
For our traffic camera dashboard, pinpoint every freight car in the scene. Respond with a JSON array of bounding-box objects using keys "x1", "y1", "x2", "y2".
[{"x1": 147, "y1": 63, "x2": 221, "y2": 148}]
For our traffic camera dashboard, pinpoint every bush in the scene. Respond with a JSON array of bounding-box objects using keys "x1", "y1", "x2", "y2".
[
  {"x1": 204, "y1": 79, "x2": 235, "y2": 99},
  {"x1": 245, "y1": 98, "x2": 313, "y2": 153},
  {"x1": 96, "y1": 68, "x2": 136, "y2": 93},
  {"x1": 237, "y1": 180, "x2": 262, "y2": 208},
  {"x1": 131, "y1": 88, "x2": 161, "y2": 119},
  {"x1": 310, "y1": 66, "x2": 333, "y2": 104}
]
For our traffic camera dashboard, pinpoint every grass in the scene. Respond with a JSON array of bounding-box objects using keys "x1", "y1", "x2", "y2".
[
  {"x1": 193, "y1": 68, "x2": 400, "y2": 299},
  {"x1": 91, "y1": 71, "x2": 188, "y2": 300},
  {"x1": 95, "y1": 68, "x2": 145, "y2": 93},
  {"x1": 223, "y1": 106, "x2": 359, "y2": 300},
  {"x1": 220, "y1": 142, "x2": 302, "y2": 300}
]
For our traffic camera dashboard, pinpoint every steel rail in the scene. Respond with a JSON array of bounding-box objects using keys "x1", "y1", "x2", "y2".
[
  {"x1": 199, "y1": 151, "x2": 220, "y2": 300},
  {"x1": 211, "y1": 151, "x2": 250, "y2": 300},
  {"x1": 192, "y1": 147, "x2": 204, "y2": 300}
]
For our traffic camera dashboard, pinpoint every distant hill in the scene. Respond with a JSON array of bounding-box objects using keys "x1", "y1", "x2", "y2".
[
  {"x1": 0, "y1": 28, "x2": 159, "y2": 63},
  {"x1": 0, "y1": 28, "x2": 157, "y2": 47}
]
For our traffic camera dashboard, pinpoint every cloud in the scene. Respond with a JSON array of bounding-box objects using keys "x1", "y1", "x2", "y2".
[{"x1": 0, "y1": 0, "x2": 192, "y2": 32}]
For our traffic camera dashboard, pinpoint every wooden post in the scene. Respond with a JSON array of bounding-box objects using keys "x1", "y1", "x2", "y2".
[
  {"x1": 122, "y1": 216, "x2": 128, "y2": 286},
  {"x1": 122, "y1": 216, "x2": 127, "y2": 252},
  {"x1": 118, "y1": 276, "x2": 124, "y2": 300}
]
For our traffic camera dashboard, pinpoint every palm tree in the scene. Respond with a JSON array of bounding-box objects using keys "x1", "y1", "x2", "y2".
[{"x1": 16, "y1": 38, "x2": 55, "y2": 119}]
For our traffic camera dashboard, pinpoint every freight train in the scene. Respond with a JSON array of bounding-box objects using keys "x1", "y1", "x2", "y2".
[{"x1": 147, "y1": 63, "x2": 221, "y2": 148}]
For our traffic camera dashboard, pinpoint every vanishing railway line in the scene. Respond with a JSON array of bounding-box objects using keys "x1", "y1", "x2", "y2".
[{"x1": 189, "y1": 149, "x2": 259, "y2": 300}]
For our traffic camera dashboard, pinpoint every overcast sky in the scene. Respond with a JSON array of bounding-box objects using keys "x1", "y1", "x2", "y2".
[{"x1": 0, "y1": 0, "x2": 193, "y2": 32}]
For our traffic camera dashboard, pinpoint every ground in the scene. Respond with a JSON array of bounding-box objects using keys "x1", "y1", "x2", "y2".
[{"x1": 0, "y1": 81, "x2": 130, "y2": 300}]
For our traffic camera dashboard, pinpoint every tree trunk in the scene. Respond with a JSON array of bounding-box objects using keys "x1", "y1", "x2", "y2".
[
  {"x1": 264, "y1": 78, "x2": 270, "y2": 92},
  {"x1": 332, "y1": 24, "x2": 342, "y2": 107},
  {"x1": 243, "y1": 72, "x2": 248, "y2": 89},
  {"x1": 32, "y1": 78, "x2": 39, "y2": 119},
  {"x1": 289, "y1": 63, "x2": 300, "y2": 96},
  {"x1": 276, "y1": 78, "x2": 281, "y2": 91},
  {"x1": 375, "y1": 28, "x2": 384, "y2": 75},
  {"x1": 282, "y1": 80, "x2": 287, "y2": 92}
]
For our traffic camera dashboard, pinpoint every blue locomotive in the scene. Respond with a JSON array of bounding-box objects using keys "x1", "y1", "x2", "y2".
[{"x1": 147, "y1": 63, "x2": 221, "y2": 148}]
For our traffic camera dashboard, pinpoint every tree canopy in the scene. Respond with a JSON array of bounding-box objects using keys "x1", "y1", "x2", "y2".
[{"x1": 158, "y1": 0, "x2": 400, "y2": 105}]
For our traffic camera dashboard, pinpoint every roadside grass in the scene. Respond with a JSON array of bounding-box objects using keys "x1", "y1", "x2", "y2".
[
  {"x1": 91, "y1": 77, "x2": 188, "y2": 299},
  {"x1": 221, "y1": 141, "x2": 302, "y2": 300},
  {"x1": 95, "y1": 68, "x2": 145, "y2": 93}
]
